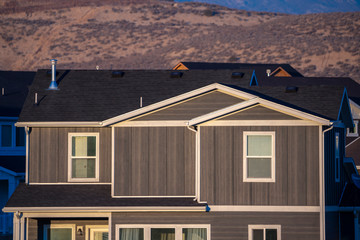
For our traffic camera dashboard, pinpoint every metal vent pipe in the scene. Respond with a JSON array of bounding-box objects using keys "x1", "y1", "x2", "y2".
[{"x1": 48, "y1": 59, "x2": 58, "y2": 90}]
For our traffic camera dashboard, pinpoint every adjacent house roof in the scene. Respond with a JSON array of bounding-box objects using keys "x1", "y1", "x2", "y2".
[
  {"x1": 0, "y1": 71, "x2": 36, "y2": 117},
  {"x1": 0, "y1": 156, "x2": 25, "y2": 173},
  {"x1": 172, "y1": 62, "x2": 303, "y2": 79},
  {"x1": 18, "y1": 70, "x2": 349, "y2": 125},
  {"x1": 4, "y1": 184, "x2": 206, "y2": 210}
]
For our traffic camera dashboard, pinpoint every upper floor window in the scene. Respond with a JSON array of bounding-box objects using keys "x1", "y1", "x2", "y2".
[
  {"x1": 0, "y1": 121, "x2": 25, "y2": 156},
  {"x1": 335, "y1": 132, "x2": 340, "y2": 182},
  {"x1": 248, "y1": 225, "x2": 281, "y2": 240},
  {"x1": 68, "y1": 133, "x2": 99, "y2": 182},
  {"x1": 347, "y1": 120, "x2": 358, "y2": 137},
  {"x1": 243, "y1": 132, "x2": 275, "y2": 182}
]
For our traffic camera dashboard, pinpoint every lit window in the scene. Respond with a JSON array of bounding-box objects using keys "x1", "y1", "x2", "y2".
[
  {"x1": 243, "y1": 132, "x2": 275, "y2": 182},
  {"x1": 43, "y1": 224, "x2": 75, "y2": 240},
  {"x1": 335, "y1": 132, "x2": 340, "y2": 182},
  {"x1": 68, "y1": 133, "x2": 99, "y2": 182},
  {"x1": 248, "y1": 225, "x2": 281, "y2": 240},
  {"x1": 347, "y1": 120, "x2": 358, "y2": 137}
]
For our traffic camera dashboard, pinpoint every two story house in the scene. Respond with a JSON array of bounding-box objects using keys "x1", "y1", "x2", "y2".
[
  {"x1": 0, "y1": 71, "x2": 35, "y2": 237},
  {"x1": 3, "y1": 65, "x2": 355, "y2": 240}
]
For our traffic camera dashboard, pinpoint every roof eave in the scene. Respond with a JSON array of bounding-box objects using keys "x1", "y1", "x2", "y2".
[{"x1": 15, "y1": 122, "x2": 103, "y2": 127}]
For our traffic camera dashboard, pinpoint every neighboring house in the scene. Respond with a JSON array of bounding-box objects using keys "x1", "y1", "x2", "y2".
[
  {"x1": 172, "y1": 62, "x2": 303, "y2": 79},
  {"x1": 3, "y1": 66, "x2": 356, "y2": 240},
  {"x1": 0, "y1": 71, "x2": 35, "y2": 237}
]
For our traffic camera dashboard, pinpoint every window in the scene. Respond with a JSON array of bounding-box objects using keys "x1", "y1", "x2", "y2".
[
  {"x1": 335, "y1": 132, "x2": 340, "y2": 182},
  {"x1": 347, "y1": 120, "x2": 358, "y2": 137},
  {"x1": 44, "y1": 224, "x2": 75, "y2": 240},
  {"x1": 68, "y1": 133, "x2": 99, "y2": 182},
  {"x1": 0, "y1": 120, "x2": 26, "y2": 155},
  {"x1": 116, "y1": 225, "x2": 210, "y2": 240},
  {"x1": 243, "y1": 132, "x2": 275, "y2": 182},
  {"x1": 248, "y1": 225, "x2": 281, "y2": 240},
  {"x1": 86, "y1": 225, "x2": 109, "y2": 240}
]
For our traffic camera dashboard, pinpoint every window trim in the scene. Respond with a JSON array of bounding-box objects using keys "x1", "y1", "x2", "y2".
[
  {"x1": 243, "y1": 131, "x2": 276, "y2": 182},
  {"x1": 68, "y1": 132, "x2": 100, "y2": 182},
  {"x1": 335, "y1": 132, "x2": 340, "y2": 183},
  {"x1": 115, "y1": 224, "x2": 210, "y2": 240},
  {"x1": 86, "y1": 225, "x2": 109, "y2": 240},
  {"x1": 347, "y1": 120, "x2": 358, "y2": 137},
  {"x1": 43, "y1": 224, "x2": 76, "y2": 240},
  {"x1": 248, "y1": 225, "x2": 281, "y2": 240},
  {"x1": 0, "y1": 121, "x2": 26, "y2": 152}
]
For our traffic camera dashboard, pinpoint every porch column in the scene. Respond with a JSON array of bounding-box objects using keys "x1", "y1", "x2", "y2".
[{"x1": 12, "y1": 212, "x2": 25, "y2": 240}]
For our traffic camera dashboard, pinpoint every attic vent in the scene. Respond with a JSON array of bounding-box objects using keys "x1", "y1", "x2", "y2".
[
  {"x1": 112, "y1": 71, "x2": 124, "y2": 78},
  {"x1": 170, "y1": 72, "x2": 183, "y2": 78},
  {"x1": 285, "y1": 86, "x2": 298, "y2": 93},
  {"x1": 231, "y1": 72, "x2": 244, "y2": 78}
]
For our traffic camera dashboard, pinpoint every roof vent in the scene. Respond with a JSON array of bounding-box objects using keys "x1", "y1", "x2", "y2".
[
  {"x1": 231, "y1": 72, "x2": 244, "y2": 78},
  {"x1": 266, "y1": 69, "x2": 271, "y2": 77},
  {"x1": 1, "y1": 88, "x2": 4, "y2": 96},
  {"x1": 170, "y1": 71, "x2": 183, "y2": 78},
  {"x1": 47, "y1": 59, "x2": 58, "y2": 90},
  {"x1": 285, "y1": 86, "x2": 298, "y2": 93},
  {"x1": 112, "y1": 71, "x2": 124, "y2": 78}
]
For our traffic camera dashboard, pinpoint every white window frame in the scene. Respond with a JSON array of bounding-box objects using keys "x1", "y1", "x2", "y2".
[
  {"x1": 86, "y1": 225, "x2": 109, "y2": 240},
  {"x1": 335, "y1": 132, "x2": 340, "y2": 183},
  {"x1": 68, "y1": 132, "x2": 100, "y2": 182},
  {"x1": 347, "y1": 120, "x2": 359, "y2": 137},
  {"x1": 0, "y1": 120, "x2": 26, "y2": 155},
  {"x1": 243, "y1": 131, "x2": 275, "y2": 182},
  {"x1": 248, "y1": 225, "x2": 281, "y2": 240},
  {"x1": 115, "y1": 224, "x2": 210, "y2": 240},
  {"x1": 43, "y1": 224, "x2": 76, "y2": 240}
]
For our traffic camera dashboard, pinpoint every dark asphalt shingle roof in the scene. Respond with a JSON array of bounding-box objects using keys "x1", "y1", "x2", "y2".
[
  {"x1": 0, "y1": 71, "x2": 36, "y2": 117},
  {"x1": 18, "y1": 69, "x2": 345, "y2": 123},
  {"x1": 176, "y1": 62, "x2": 303, "y2": 79},
  {"x1": 0, "y1": 156, "x2": 25, "y2": 173},
  {"x1": 5, "y1": 183, "x2": 205, "y2": 208}
]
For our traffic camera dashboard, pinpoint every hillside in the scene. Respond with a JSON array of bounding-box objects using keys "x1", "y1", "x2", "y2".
[{"x1": 0, "y1": 1, "x2": 359, "y2": 82}]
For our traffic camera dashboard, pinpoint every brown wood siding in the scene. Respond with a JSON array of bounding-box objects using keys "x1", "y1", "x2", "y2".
[
  {"x1": 28, "y1": 218, "x2": 108, "y2": 240},
  {"x1": 220, "y1": 105, "x2": 300, "y2": 120},
  {"x1": 114, "y1": 127, "x2": 195, "y2": 196},
  {"x1": 200, "y1": 126, "x2": 320, "y2": 206},
  {"x1": 29, "y1": 127, "x2": 112, "y2": 183},
  {"x1": 133, "y1": 91, "x2": 243, "y2": 121},
  {"x1": 111, "y1": 212, "x2": 320, "y2": 240}
]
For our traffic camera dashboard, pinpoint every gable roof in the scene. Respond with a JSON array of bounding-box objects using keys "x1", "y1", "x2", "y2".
[
  {"x1": 17, "y1": 69, "x2": 347, "y2": 126},
  {"x1": 0, "y1": 71, "x2": 36, "y2": 117},
  {"x1": 172, "y1": 62, "x2": 303, "y2": 79}
]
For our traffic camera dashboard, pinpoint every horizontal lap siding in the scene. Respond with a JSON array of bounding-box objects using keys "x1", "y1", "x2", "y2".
[
  {"x1": 111, "y1": 212, "x2": 320, "y2": 240},
  {"x1": 114, "y1": 127, "x2": 195, "y2": 196},
  {"x1": 200, "y1": 126, "x2": 320, "y2": 205},
  {"x1": 29, "y1": 127, "x2": 112, "y2": 183}
]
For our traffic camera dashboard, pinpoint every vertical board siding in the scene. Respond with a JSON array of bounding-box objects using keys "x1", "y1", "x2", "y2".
[
  {"x1": 111, "y1": 212, "x2": 320, "y2": 240},
  {"x1": 200, "y1": 126, "x2": 320, "y2": 206},
  {"x1": 29, "y1": 127, "x2": 112, "y2": 183},
  {"x1": 114, "y1": 127, "x2": 195, "y2": 196}
]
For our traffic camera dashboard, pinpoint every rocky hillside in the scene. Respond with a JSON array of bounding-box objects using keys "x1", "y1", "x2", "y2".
[{"x1": 0, "y1": 1, "x2": 359, "y2": 82}]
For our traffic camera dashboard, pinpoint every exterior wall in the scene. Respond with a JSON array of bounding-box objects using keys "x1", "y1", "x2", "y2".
[
  {"x1": 113, "y1": 127, "x2": 195, "y2": 196},
  {"x1": 324, "y1": 127, "x2": 347, "y2": 206},
  {"x1": 133, "y1": 91, "x2": 243, "y2": 121},
  {"x1": 29, "y1": 127, "x2": 112, "y2": 183},
  {"x1": 27, "y1": 218, "x2": 108, "y2": 240},
  {"x1": 200, "y1": 126, "x2": 320, "y2": 205},
  {"x1": 111, "y1": 212, "x2": 320, "y2": 240}
]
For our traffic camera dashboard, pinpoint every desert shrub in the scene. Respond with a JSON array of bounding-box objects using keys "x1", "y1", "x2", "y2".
[{"x1": 203, "y1": 9, "x2": 214, "y2": 17}]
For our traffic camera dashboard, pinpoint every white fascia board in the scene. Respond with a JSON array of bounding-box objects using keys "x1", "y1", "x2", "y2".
[
  {"x1": 3, "y1": 206, "x2": 206, "y2": 213},
  {"x1": 15, "y1": 122, "x2": 102, "y2": 127},
  {"x1": 209, "y1": 205, "x2": 320, "y2": 212},
  {"x1": 188, "y1": 98, "x2": 259, "y2": 126},
  {"x1": 102, "y1": 83, "x2": 257, "y2": 126}
]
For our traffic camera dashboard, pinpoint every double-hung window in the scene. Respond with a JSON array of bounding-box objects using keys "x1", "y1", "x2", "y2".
[
  {"x1": 248, "y1": 225, "x2": 281, "y2": 240},
  {"x1": 243, "y1": 132, "x2": 275, "y2": 182},
  {"x1": 116, "y1": 225, "x2": 209, "y2": 240},
  {"x1": 44, "y1": 224, "x2": 75, "y2": 240},
  {"x1": 0, "y1": 120, "x2": 25, "y2": 155},
  {"x1": 68, "y1": 133, "x2": 99, "y2": 182},
  {"x1": 335, "y1": 132, "x2": 340, "y2": 182}
]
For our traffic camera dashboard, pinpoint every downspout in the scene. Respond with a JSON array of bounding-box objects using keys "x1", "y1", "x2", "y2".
[
  {"x1": 25, "y1": 126, "x2": 30, "y2": 184},
  {"x1": 321, "y1": 124, "x2": 334, "y2": 240},
  {"x1": 187, "y1": 124, "x2": 208, "y2": 208}
]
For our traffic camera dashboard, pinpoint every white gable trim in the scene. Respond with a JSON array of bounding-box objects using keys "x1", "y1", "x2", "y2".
[
  {"x1": 188, "y1": 97, "x2": 330, "y2": 126},
  {"x1": 102, "y1": 83, "x2": 255, "y2": 126}
]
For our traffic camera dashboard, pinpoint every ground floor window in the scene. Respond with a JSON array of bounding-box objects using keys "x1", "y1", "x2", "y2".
[
  {"x1": 248, "y1": 225, "x2": 281, "y2": 240},
  {"x1": 116, "y1": 225, "x2": 210, "y2": 240},
  {"x1": 86, "y1": 225, "x2": 109, "y2": 240},
  {"x1": 43, "y1": 224, "x2": 75, "y2": 240}
]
